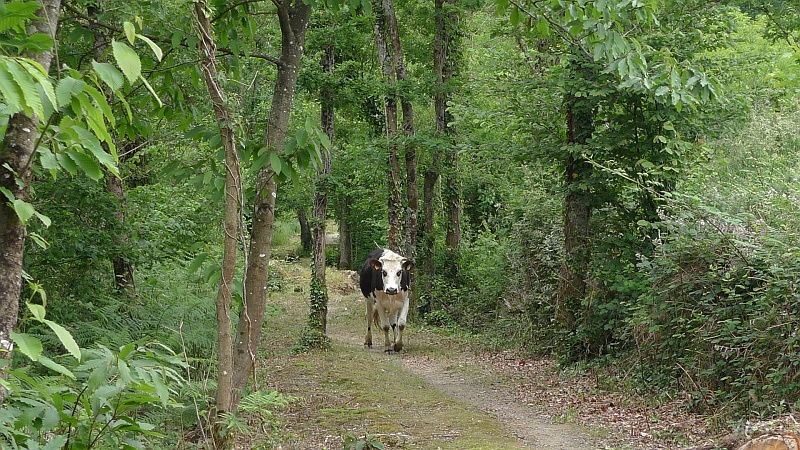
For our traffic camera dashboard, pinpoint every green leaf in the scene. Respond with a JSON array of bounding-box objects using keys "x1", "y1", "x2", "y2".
[
  {"x1": 34, "y1": 211, "x2": 51, "y2": 227},
  {"x1": 112, "y1": 39, "x2": 142, "y2": 84},
  {"x1": 509, "y1": 6, "x2": 519, "y2": 26},
  {"x1": 188, "y1": 252, "x2": 209, "y2": 273},
  {"x1": 9, "y1": 331, "x2": 43, "y2": 361},
  {"x1": 55, "y1": 76, "x2": 86, "y2": 108},
  {"x1": 73, "y1": 125, "x2": 118, "y2": 173},
  {"x1": 152, "y1": 371, "x2": 169, "y2": 405},
  {"x1": 136, "y1": 34, "x2": 163, "y2": 61},
  {"x1": 39, "y1": 147, "x2": 59, "y2": 172},
  {"x1": 123, "y1": 21, "x2": 136, "y2": 44},
  {"x1": 5, "y1": 57, "x2": 44, "y2": 118},
  {"x1": 137, "y1": 73, "x2": 163, "y2": 107},
  {"x1": 118, "y1": 342, "x2": 136, "y2": 359},
  {"x1": 67, "y1": 149, "x2": 103, "y2": 181},
  {"x1": 270, "y1": 152, "x2": 283, "y2": 175},
  {"x1": 27, "y1": 302, "x2": 46, "y2": 320},
  {"x1": 19, "y1": 58, "x2": 56, "y2": 113},
  {"x1": 28, "y1": 232, "x2": 49, "y2": 248},
  {"x1": 38, "y1": 355, "x2": 76, "y2": 379},
  {"x1": 42, "y1": 318, "x2": 81, "y2": 361},
  {"x1": 56, "y1": 151, "x2": 79, "y2": 175},
  {"x1": 92, "y1": 61, "x2": 125, "y2": 91},
  {"x1": 0, "y1": 2, "x2": 40, "y2": 33},
  {"x1": 0, "y1": 186, "x2": 13, "y2": 202},
  {"x1": 11, "y1": 199, "x2": 35, "y2": 224},
  {"x1": 251, "y1": 149, "x2": 271, "y2": 173},
  {"x1": 0, "y1": 59, "x2": 24, "y2": 113},
  {"x1": 118, "y1": 358, "x2": 133, "y2": 384},
  {"x1": 40, "y1": 435, "x2": 68, "y2": 450}
]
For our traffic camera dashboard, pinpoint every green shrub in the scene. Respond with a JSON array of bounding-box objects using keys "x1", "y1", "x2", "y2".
[{"x1": 2, "y1": 304, "x2": 187, "y2": 449}]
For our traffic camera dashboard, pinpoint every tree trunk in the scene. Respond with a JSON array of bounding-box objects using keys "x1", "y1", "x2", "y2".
[
  {"x1": 556, "y1": 82, "x2": 595, "y2": 329},
  {"x1": 373, "y1": 0, "x2": 403, "y2": 252},
  {"x1": 380, "y1": 0, "x2": 418, "y2": 261},
  {"x1": 88, "y1": 1, "x2": 137, "y2": 296},
  {"x1": 233, "y1": 0, "x2": 312, "y2": 413},
  {"x1": 193, "y1": 3, "x2": 243, "y2": 446},
  {"x1": 308, "y1": 42, "x2": 335, "y2": 337},
  {"x1": 420, "y1": 166, "x2": 439, "y2": 309},
  {"x1": 435, "y1": 0, "x2": 461, "y2": 278},
  {"x1": 107, "y1": 173, "x2": 136, "y2": 294},
  {"x1": 0, "y1": 0, "x2": 61, "y2": 406},
  {"x1": 337, "y1": 198, "x2": 352, "y2": 270},
  {"x1": 298, "y1": 206, "x2": 312, "y2": 254}
]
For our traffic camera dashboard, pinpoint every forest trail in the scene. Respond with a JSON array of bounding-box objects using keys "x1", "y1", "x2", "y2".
[{"x1": 257, "y1": 258, "x2": 613, "y2": 450}]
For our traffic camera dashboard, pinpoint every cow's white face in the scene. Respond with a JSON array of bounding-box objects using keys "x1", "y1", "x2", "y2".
[{"x1": 370, "y1": 251, "x2": 412, "y2": 295}]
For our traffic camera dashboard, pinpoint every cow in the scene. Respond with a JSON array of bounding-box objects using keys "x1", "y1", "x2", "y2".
[{"x1": 359, "y1": 248, "x2": 414, "y2": 353}]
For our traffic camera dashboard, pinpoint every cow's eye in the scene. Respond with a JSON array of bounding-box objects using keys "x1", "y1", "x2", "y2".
[
  {"x1": 382, "y1": 270, "x2": 387, "y2": 276},
  {"x1": 397, "y1": 271, "x2": 402, "y2": 277}
]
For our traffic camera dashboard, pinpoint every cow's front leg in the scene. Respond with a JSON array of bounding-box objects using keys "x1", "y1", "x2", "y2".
[
  {"x1": 393, "y1": 297, "x2": 410, "y2": 352},
  {"x1": 364, "y1": 298, "x2": 375, "y2": 348},
  {"x1": 376, "y1": 308, "x2": 393, "y2": 353}
]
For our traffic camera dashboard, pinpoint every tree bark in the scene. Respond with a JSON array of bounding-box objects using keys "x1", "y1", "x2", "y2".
[
  {"x1": 88, "y1": 1, "x2": 136, "y2": 296},
  {"x1": 308, "y1": 42, "x2": 335, "y2": 336},
  {"x1": 434, "y1": 0, "x2": 461, "y2": 278},
  {"x1": 107, "y1": 172, "x2": 136, "y2": 294},
  {"x1": 0, "y1": 0, "x2": 62, "y2": 406},
  {"x1": 298, "y1": 206, "x2": 312, "y2": 254},
  {"x1": 337, "y1": 198, "x2": 352, "y2": 270},
  {"x1": 233, "y1": 0, "x2": 312, "y2": 412},
  {"x1": 373, "y1": 0, "x2": 403, "y2": 252},
  {"x1": 193, "y1": 3, "x2": 243, "y2": 446},
  {"x1": 556, "y1": 74, "x2": 595, "y2": 329},
  {"x1": 380, "y1": 0, "x2": 418, "y2": 261}
]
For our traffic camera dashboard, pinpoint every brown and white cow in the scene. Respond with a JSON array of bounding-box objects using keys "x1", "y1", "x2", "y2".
[{"x1": 359, "y1": 248, "x2": 413, "y2": 352}]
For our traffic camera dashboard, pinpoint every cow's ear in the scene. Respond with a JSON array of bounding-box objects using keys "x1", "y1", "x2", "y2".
[
  {"x1": 403, "y1": 260, "x2": 414, "y2": 271},
  {"x1": 370, "y1": 259, "x2": 383, "y2": 270}
]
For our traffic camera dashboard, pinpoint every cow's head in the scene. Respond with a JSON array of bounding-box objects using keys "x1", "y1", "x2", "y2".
[{"x1": 370, "y1": 251, "x2": 413, "y2": 295}]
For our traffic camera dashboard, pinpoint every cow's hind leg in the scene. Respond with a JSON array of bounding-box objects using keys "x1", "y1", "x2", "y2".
[{"x1": 364, "y1": 298, "x2": 375, "y2": 348}]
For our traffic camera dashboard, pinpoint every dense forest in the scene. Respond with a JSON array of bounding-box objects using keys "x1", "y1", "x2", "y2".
[{"x1": 2, "y1": 0, "x2": 800, "y2": 448}]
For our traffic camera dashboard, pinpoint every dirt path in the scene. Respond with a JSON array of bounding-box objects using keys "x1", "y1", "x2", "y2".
[
  {"x1": 323, "y1": 294, "x2": 598, "y2": 449},
  {"x1": 400, "y1": 354, "x2": 597, "y2": 449},
  {"x1": 259, "y1": 261, "x2": 609, "y2": 449}
]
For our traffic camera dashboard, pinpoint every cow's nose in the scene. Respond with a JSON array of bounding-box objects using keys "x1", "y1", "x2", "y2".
[{"x1": 385, "y1": 287, "x2": 398, "y2": 295}]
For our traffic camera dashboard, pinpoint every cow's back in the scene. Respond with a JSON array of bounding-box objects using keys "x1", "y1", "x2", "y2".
[{"x1": 359, "y1": 248, "x2": 385, "y2": 298}]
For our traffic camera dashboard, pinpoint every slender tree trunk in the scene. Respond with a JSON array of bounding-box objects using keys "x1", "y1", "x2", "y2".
[
  {"x1": 556, "y1": 66, "x2": 595, "y2": 329},
  {"x1": 193, "y1": 4, "x2": 243, "y2": 447},
  {"x1": 380, "y1": 0, "x2": 418, "y2": 261},
  {"x1": 298, "y1": 206, "x2": 312, "y2": 254},
  {"x1": 434, "y1": 0, "x2": 461, "y2": 278},
  {"x1": 88, "y1": 1, "x2": 136, "y2": 296},
  {"x1": 420, "y1": 165, "x2": 439, "y2": 309},
  {"x1": 308, "y1": 42, "x2": 335, "y2": 337},
  {"x1": 0, "y1": 0, "x2": 61, "y2": 406},
  {"x1": 107, "y1": 172, "x2": 136, "y2": 293},
  {"x1": 373, "y1": 0, "x2": 402, "y2": 252},
  {"x1": 233, "y1": 0, "x2": 312, "y2": 411},
  {"x1": 337, "y1": 198, "x2": 352, "y2": 270}
]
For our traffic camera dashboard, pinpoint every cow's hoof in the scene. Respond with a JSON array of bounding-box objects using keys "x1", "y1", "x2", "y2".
[
  {"x1": 384, "y1": 348, "x2": 394, "y2": 354},
  {"x1": 393, "y1": 343, "x2": 403, "y2": 352},
  {"x1": 364, "y1": 343, "x2": 372, "y2": 348}
]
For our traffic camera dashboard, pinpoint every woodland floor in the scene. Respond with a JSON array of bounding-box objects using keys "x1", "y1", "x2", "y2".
[{"x1": 243, "y1": 256, "x2": 799, "y2": 450}]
